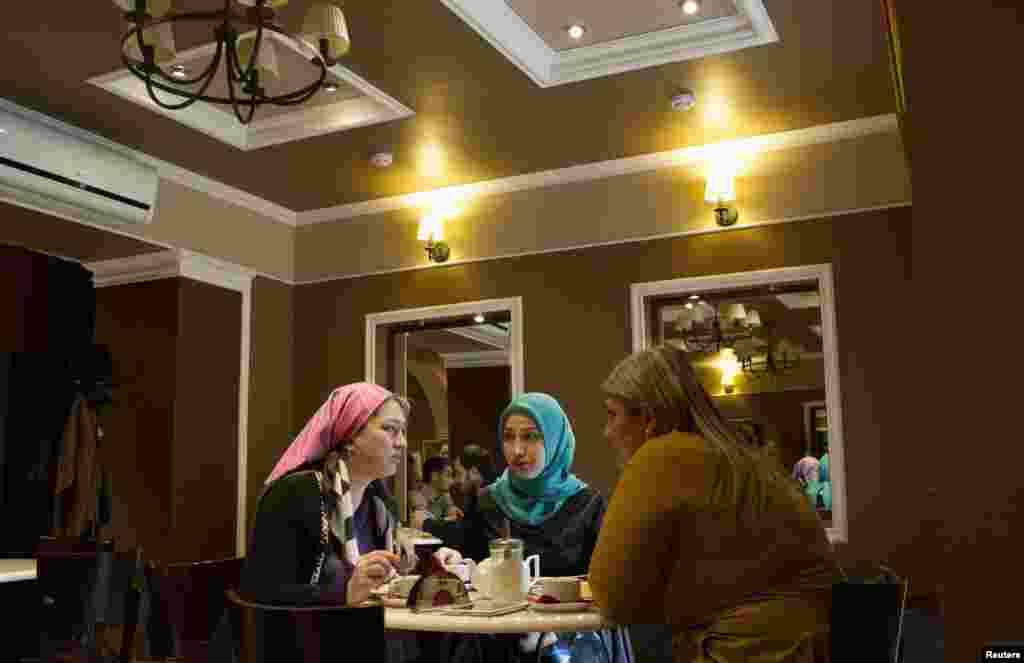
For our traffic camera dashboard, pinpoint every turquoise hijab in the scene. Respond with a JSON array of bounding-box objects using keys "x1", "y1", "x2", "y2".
[{"x1": 488, "y1": 393, "x2": 587, "y2": 526}]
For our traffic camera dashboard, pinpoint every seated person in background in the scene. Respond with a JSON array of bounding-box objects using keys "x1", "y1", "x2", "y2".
[
  {"x1": 241, "y1": 383, "x2": 460, "y2": 661},
  {"x1": 458, "y1": 443, "x2": 499, "y2": 505},
  {"x1": 414, "y1": 393, "x2": 633, "y2": 662},
  {"x1": 792, "y1": 455, "x2": 822, "y2": 505},
  {"x1": 589, "y1": 345, "x2": 839, "y2": 663},
  {"x1": 415, "y1": 455, "x2": 463, "y2": 521}
]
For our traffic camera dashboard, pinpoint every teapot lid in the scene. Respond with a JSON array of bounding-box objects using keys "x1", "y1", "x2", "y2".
[{"x1": 489, "y1": 537, "x2": 523, "y2": 549}]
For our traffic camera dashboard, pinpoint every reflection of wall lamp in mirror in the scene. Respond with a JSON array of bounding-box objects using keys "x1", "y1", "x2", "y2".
[
  {"x1": 417, "y1": 212, "x2": 450, "y2": 263},
  {"x1": 718, "y1": 348, "x2": 741, "y2": 394},
  {"x1": 705, "y1": 168, "x2": 739, "y2": 227}
]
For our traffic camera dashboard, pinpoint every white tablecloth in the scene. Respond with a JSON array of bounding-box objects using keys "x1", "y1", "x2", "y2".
[
  {"x1": 0, "y1": 559, "x2": 37, "y2": 583},
  {"x1": 383, "y1": 603, "x2": 611, "y2": 634}
]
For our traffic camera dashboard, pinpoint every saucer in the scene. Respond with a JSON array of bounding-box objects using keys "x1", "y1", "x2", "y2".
[{"x1": 528, "y1": 600, "x2": 595, "y2": 613}]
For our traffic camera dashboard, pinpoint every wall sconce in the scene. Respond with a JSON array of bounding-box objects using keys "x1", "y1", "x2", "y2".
[
  {"x1": 705, "y1": 168, "x2": 739, "y2": 227},
  {"x1": 417, "y1": 212, "x2": 450, "y2": 263},
  {"x1": 718, "y1": 347, "x2": 741, "y2": 394}
]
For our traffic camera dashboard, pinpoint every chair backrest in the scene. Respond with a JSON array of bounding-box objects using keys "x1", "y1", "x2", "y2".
[
  {"x1": 36, "y1": 538, "x2": 142, "y2": 663},
  {"x1": 224, "y1": 589, "x2": 385, "y2": 663},
  {"x1": 156, "y1": 556, "x2": 245, "y2": 663}
]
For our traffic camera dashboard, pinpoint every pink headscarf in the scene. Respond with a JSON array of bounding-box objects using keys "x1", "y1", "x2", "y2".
[
  {"x1": 792, "y1": 456, "x2": 821, "y2": 485},
  {"x1": 265, "y1": 382, "x2": 394, "y2": 485}
]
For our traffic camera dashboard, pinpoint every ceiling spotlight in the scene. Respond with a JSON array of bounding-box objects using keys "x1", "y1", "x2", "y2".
[
  {"x1": 170, "y1": 64, "x2": 188, "y2": 79},
  {"x1": 323, "y1": 83, "x2": 339, "y2": 93},
  {"x1": 685, "y1": 302, "x2": 695, "y2": 310},
  {"x1": 474, "y1": 313, "x2": 485, "y2": 324},
  {"x1": 682, "y1": 0, "x2": 700, "y2": 15},
  {"x1": 567, "y1": 24, "x2": 585, "y2": 40},
  {"x1": 689, "y1": 294, "x2": 700, "y2": 300},
  {"x1": 369, "y1": 152, "x2": 394, "y2": 168}
]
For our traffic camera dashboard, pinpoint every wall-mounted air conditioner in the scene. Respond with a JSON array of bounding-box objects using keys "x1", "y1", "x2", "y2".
[{"x1": 0, "y1": 104, "x2": 158, "y2": 226}]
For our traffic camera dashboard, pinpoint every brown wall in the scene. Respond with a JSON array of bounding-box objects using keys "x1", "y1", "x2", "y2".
[
  {"x1": 896, "y1": 0, "x2": 1021, "y2": 654},
  {"x1": 95, "y1": 277, "x2": 241, "y2": 563},
  {"x1": 293, "y1": 207, "x2": 911, "y2": 575},
  {"x1": 95, "y1": 280, "x2": 180, "y2": 555},
  {"x1": 172, "y1": 279, "x2": 241, "y2": 563},
  {"x1": 1, "y1": 245, "x2": 52, "y2": 352},
  {"x1": 245, "y1": 276, "x2": 295, "y2": 541},
  {"x1": 447, "y1": 366, "x2": 511, "y2": 467}
]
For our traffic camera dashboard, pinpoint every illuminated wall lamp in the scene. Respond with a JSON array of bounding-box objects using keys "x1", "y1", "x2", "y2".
[
  {"x1": 417, "y1": 213, "x2": 450, "y2": 263},
  {"x1": 705, "y1": 169, "x2": 739, "y2": 227}
]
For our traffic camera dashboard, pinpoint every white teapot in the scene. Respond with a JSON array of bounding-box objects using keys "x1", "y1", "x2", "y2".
[{"x1": 469, "y1": 538, "x2": 540, "y2": 601}]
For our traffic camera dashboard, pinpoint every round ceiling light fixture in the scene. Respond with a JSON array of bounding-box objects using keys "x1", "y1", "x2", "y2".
[
  {"x1": 682, "y1": 0, "x2": 701, "y2": 15},
  {"x1": 567, "y1": 24, "x2": 585, "y2": 40},
  {"x1": 170, "y1": 64, "x2": 188, "y2": 79},
  {"x1": 323, "y1": 83, "x2": 339, "y2": 93},
  {"x1": 370, "y1": 152, "x2": 394, "y2": 168}
]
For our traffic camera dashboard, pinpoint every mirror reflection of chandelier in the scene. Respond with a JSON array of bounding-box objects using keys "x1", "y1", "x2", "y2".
[
  {"x1": 675, "y1": 300, "x2": 799, "y2": 376},
  {"x1": 113, "y1": 0, "x2": 350, "y2": 124}
]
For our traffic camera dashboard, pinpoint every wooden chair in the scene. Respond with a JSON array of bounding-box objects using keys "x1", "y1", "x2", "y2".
[
  {"x1": 35, "y1": 537, "x2": 142, "y2": 663},
  {"x1": 224, "y1": 589, "x2": 385, "y2": 663},
  {"x1": 153, "y1": 557, "x2": 244, "y2": 663}
]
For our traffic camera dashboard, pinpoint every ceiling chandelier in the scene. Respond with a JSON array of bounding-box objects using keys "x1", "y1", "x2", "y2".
[
  {"x1": 674, "y1": 300, "x2": 799, "y2": 376},
  {"x1": 113, "y1": 0, "x2": 350, "y2": 125}
]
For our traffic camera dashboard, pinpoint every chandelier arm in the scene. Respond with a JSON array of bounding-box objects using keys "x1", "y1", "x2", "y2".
[
  {"x1": 267, "y1": 63, "x2": 327, "y2": 106},
  {"x1": 135, "y1": 41, "x2": 226, "y2": 110},
  {"x1": 223, "y1": 53, "x2": 259, "y2": 125}
]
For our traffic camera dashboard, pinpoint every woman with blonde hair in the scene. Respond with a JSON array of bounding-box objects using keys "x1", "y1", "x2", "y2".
[{"x1": 588, "y1": 345, "x2": 839, "y2": 662}]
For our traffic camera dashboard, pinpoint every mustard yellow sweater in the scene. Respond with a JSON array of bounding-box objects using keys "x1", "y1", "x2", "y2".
[{"x1": 589, "y1": 432, "x2": 839, "y2": 662}]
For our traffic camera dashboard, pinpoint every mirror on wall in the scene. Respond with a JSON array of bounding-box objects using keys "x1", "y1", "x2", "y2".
[
  {"x1": 631, "y1": 265, "x2": 847, "y2": 542},
  {"x1": 365, "y1": 299, "x2": 523, "y2": 523}
]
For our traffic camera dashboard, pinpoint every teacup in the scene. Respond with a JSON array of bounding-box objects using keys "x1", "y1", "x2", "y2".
[{"x1": 533, "y1": 577, "x2": 581, "y2": 603}]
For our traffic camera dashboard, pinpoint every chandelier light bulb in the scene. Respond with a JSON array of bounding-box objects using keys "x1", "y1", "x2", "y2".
[
  {"x1": 682, "y1": 0, "x2": 700, "y2": 16},
  {"x1": 567, "y1": 24, "x2": 585, "y2": 40}
]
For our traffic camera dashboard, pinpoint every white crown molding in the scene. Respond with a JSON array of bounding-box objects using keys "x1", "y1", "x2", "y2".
[
  {"x1": 298, "y1": 113, "x2": 900, "y2": 224},
  {"x1": 87, "y1": 248, "x2": 256, "y2": 291},
  {"x1": 440, "y1": 350, "x2": 510, "y2": 368},
  {"x1": 87, "y1": 32, "x2": 413, "y2": 153},
  {"x1": 296, "y1": 202, "x2": 911, "y2": 285},
  {"x1": 439, "y1": 0, "x2": 777, "y2": 88},
  {"x1": 0, "y1": 97, "x2": 296, "y2": 226}
]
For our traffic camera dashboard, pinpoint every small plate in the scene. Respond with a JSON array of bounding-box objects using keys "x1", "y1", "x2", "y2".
[{"x1": 528, "y1": 600, "x2": 595, "y2": 613}]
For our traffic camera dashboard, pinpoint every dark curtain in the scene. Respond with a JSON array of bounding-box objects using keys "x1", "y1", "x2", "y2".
[{"x1": 0, "y1": 253, "x2": 98, "y2": 557}]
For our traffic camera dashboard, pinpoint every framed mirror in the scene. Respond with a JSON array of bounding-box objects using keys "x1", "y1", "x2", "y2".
[
  {"x1": 630, "y1": 265, "x2": 847, "y2": 543},
  {"x1": 365, "y1": 297, "x2": 524, "y2": 522}
]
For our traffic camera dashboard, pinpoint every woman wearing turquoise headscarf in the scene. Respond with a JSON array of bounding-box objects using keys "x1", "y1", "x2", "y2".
[{"x1": 416, "y1": 393, "x2": 633, "y2": 663}]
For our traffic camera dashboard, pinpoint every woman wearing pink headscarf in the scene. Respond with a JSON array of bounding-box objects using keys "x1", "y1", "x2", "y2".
[{"x1": 242, "y1": 383, "x2": 413, "y2": 608}]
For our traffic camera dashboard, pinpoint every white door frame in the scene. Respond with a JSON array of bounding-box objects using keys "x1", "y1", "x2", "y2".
[{"x1": 629, "y1": 264, "x2": 848, "y2": 544}]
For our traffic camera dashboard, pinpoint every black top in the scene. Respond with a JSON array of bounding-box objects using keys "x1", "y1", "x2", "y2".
[
  {"x1": 424, "y1": 485, "x2": 607, "y2": 577},
  {"x1": 240, "y1": 470, "x2": 393, "y2": 605}
]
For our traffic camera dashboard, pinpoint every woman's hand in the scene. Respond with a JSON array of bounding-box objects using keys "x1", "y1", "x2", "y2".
[
  {"x1": 435, "y1": 547, "x2": 463, "y2": 566},
  {"x1": 445, "y1": 505, "x2": 465, "y2": 521},
  {"x1": 346, "y1": 550, "x2": 400, "y2": 605},
  {"x1": 411, "y1": 508, "x2": 432, "y2": 531}
]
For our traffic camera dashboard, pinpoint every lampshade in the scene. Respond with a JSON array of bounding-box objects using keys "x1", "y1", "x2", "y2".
[
  {"x1": 417, "y1": 213, "x2": 445, "y2": 242},
  {"x1": 302, "y1": 2, "x2": 351, "y2": 61},
  {"x1": 236, "y1": 0, "x2": 289, "y2": 7},
  {"x1": 704, "y1": 167, "x2": 736, "y2": 204},
  {"x1": 113, "y1": 0, "x2": 172, "y2": 17},
  {"x1": 236, "y1": 34, "x2": 280, "y2": 81},
  {"x1": 719, "y1": 303, "x2": 747, "y2": 325},
  {"x1": 123, "y1": 21, "x2": 177, "y2": 64}
]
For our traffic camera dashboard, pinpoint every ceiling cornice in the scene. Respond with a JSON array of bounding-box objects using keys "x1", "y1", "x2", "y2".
[
  {"x1": 87, "y1": 248, "x2": 256, "y2": 290},
  {"x1": 297, "y1": 113, "x2": 900, "y2": 225}
]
